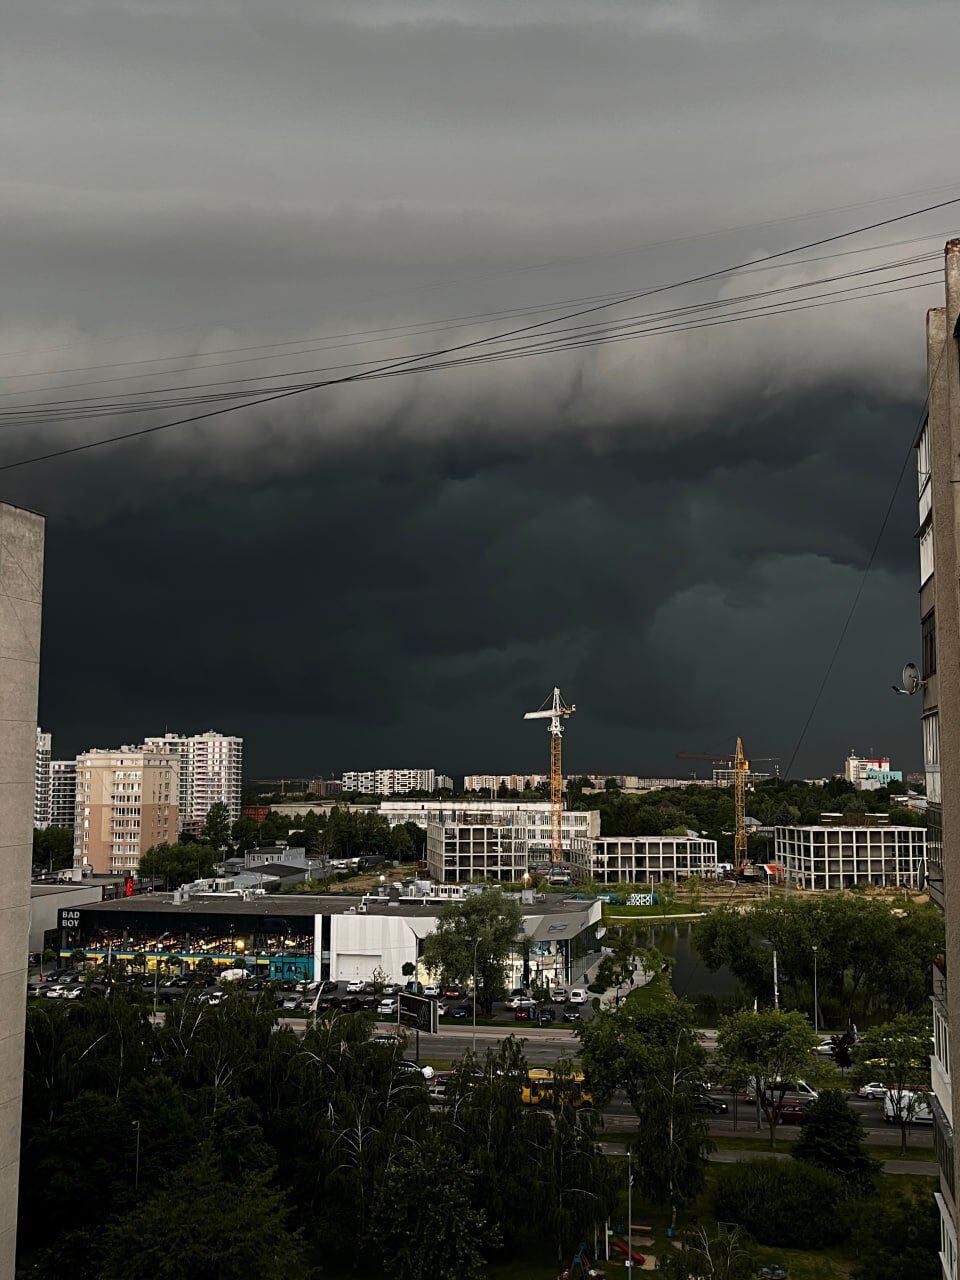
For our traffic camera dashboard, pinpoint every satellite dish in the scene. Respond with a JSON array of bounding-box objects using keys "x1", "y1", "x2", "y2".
[{"x1": 892, "y1": 662, "x2": 923, "y2": 695}]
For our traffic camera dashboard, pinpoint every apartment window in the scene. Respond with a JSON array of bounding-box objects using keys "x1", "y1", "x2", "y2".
[
  {"x1": 920, "y1": 522, "x2": 935, "y2": 586},
  {"x1": 922, "y1": 610, "x2": 937, "y2": 680},
  {"x1": 924, "y1": 712, "x2": 942, "y2": 804}
]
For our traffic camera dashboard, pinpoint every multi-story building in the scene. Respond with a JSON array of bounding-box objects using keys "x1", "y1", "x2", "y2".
[
  {"x1": 463, "y1": 774, "x2": 548, "y2": 793},
  {"x1": 426, "y1": 817, "x2": 531, "y2": 883},
  {"x1": 34, "y1": 730, "x2": 51, "y2": 828},
  {"x1": 341, "y1": 769, "x2": 439, "y2": 796},
  {"x1": 917, "y1": 244, "x2": 960, "y2": 1280},
  {"x1": 712, "y1": 766, "x2": 774, "y2": 786},
  {"x1": 382, "y1": 799, "x2": 598, "y2": 849},
  {"x1": 774, "y1": 823, "x2": 926, "y2": 892},
  {"x1": 144, "y1": 731, "x2": 242, "y2": 834},
  {"x1": 49, "y1": 760, "x2": 77, "y2": 829},
  {"x1": 73, "y1": 748, "x2": 179, "y2": 875},
  {"x1": 844, "y1": 752, "x2": 893, "y2": 785},
  {"x1": 580, "y1": 836, "x2": 719, "y2": 884},
  {"x1": 0, "y1": 503, "x2": 44, "y2": 1272}
]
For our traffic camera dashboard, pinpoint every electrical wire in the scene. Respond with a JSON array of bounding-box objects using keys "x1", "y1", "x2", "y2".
[
  {"x1": 782, "y1": 338, "x2": 948, "y2": 779},
  {"x1": 0, "y1": 193, "x2": 957, "y2": 473}
]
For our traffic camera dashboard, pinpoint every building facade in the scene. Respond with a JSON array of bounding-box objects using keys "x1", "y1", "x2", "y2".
[
  {"x1": 73, "y1": 748, "x2": 179, "y2": 875},
  {"x1": 57, "y1": 889, "x2": 602, "y2": 991},
  {"x1": 463, "y1": 774, "x2": 548, "y2": 793},
  {"x1": 917, "y1": 245, "x2": 960, "y2": 1280},
  {"x1": 341, "y1": 768, "x2": 439, "y2": 795},
  {"x1": 33, "y1": 730, "x2": 51, "y2": 828},
  {"x1": 774, "y1": 824, "x2": 926, "y2": 891},
  {"x1": 424, "y1": 807, "x2": 601, "y2": 882},
  {"x1": 49, "y1": 760, "x2": 77, "y2": 829},
  {"x1": 580, "y1": 836, "x2": 719, "y2": 884},
  {"x1": 145, "y1": 731, "x2": 243, "y2": 834},
  {"x1": 0, "y1": 503, "x2": 45, "y2": 1272}
]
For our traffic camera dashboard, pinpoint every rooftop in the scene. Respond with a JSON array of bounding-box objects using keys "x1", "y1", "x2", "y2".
[{"x1": 66, "y1": 892, "x2": 595, "y2": 920}]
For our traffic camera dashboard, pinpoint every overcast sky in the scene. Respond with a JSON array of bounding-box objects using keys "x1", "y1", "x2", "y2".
[{"x1": 2, "y1": 0, "x2": 955, "y2": 777}]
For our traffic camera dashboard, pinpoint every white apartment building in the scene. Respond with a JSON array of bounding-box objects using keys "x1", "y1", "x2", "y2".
[
  {"x1": 73, "y1": 747, "x2": 179, "y2": 875},
  {"x1": 424, "y1": 806, "x2": 602, "y2": 882},
  {"x1": 463, "y1": 774, "x2": 548, "y2": 793},
  {"x1": 381, "y1": 799, "x2": 598, "y2": 846},
  {"x1": 145, "y1": 731, "x2": 243, "y2": 833},
  {"x1": 774, "y1": 824, "x2": 926, "y2": 891},
  {"x1": 579, "y1": 836, "x2": 719, "y2": 884},
  {"x1": 844, "y1": 752, "x2": 892, "y2": 785},
  {"x1": 341, "y1": 769, "x2": 439, "y2": 796},
  {"x1": 34, "y1": 730, "x2": 51, "y2": 828},
  {"x1": 49, "y1": 760, "x2": 77, "y2": 829}
]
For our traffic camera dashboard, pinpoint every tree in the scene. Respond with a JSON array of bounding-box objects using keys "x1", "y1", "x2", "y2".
[
  {"x1": 850, "y1": 1185, "x2": 940, "y2": 1280},
  {"x1": 656, "y1": 1226, "x2": 757, "y2": 1280},
  {"x1": 201, "y1": 802, "x2": 231, "y2": 849},
  {"x1": 33, "y1": 825, "x2": 74, "y2": 872},
  {"x1": 715, "y1": 1009, "x2": 816, "y2": 1146},
  {"x1": 422, "y1": 889, "x2": 522, "y2": 1014},
  {"x1": 853, "y1": 1014, "x2": 932, "y2": 1151},
  {"x1": 138, "y1": 843, "x2": 217, "y2": 890},
  {"x1": 792, "y1": 1088, "x2": 878, "y2": 1194},
  {"x1": 230, "y1": 816, "x2": 260, "y2": 851},
  {"x1": 376, "y1": 1130, "x2": 493, "y2": 1279},
  {"x1": 579, "y1": 1000, "x2": 711, "y2": 1227},
  {"x1": 98, "y1": 1145, "x2": 308, "y2": 1280}
]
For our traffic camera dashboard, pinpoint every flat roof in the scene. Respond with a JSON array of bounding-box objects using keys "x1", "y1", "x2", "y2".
[
  {"x1": 67, "y1": 892, "x2": 595, "y2": 920},
  {"x1": 31, "y1": 883, "x2": 99, "y2": 897}
]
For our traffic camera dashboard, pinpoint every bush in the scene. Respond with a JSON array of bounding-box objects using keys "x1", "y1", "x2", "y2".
[{"x1": 713, "y1": 1158, "x2": 845, "y2": 1248}]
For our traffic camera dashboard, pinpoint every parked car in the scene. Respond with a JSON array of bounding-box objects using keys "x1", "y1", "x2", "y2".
[
  {"x1": 537, "y1": 1008, "x2": 556, "y2": 1025},
  {"x1": 562, "y1": 1006, "x2": 582, "y2": 1023},
  {"x1": 552, "y1": 987, "x2": 569, "y2": 1004},
  {"x1": 443, "y1": 985, "x2": 465, "y2": 1000},
  {"x1": 694, "y1": 1094, "x2": 728, "y2": 1114},
  {"x1": 377, "y1": 998, "x2": 399, "y2": 1016},
  {"x1": 857, "y1": 1081, "x2": 887, "y2": 1100},
  {"x1": 568, "y1": 989, "x2": 588, "y2": 1005},
  {"x1": 423, "y1": 984, "x2": 440, "y2": 998},
  {"x1": 380, "y1": 984, "x2": 400, "y2": 997},
  {"x1": 514, "y1": 1006, "x2": 537, "y2": 1023},
  {"x1": 450, "y1": 1005, "x2": 470, "y2": 1019},
  {"x1": 779, "y1": 1102, "x2": 806, "y2": 1125},
  {"x1": 345, "y1": 979, "x2": 366, "y2": 993},
  {"x1": 883, "y1": 1089, "x2": 933, "y2": 1125},
  {"x1": 814, "y1": 1037, "x2": 836, "y2": 1056},
  {"x1": 506, "y1": 995, "x2": 538, "y2": 1010}
]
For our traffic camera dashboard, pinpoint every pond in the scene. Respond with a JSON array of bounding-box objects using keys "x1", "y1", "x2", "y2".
[{"x1": 641, "y1": 921, "x2": 738, "y2": 1000}]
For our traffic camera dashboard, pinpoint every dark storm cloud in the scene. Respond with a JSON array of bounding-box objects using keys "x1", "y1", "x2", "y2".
[{"x1": 0, "y1": 0, "x2": 950, "y2": 775}]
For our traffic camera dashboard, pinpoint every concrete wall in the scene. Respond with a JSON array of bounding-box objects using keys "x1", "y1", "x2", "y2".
[
  {"x1": 0, "y1": 503, "x2": 43, "y2": 1276},
  {"x1": 29, "y1": 885, "x2": 102, "y2": 954}
]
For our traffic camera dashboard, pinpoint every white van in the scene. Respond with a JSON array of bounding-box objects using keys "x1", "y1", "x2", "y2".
[{"x1": 883, "y1": 1089, "x2": 933, "y2": 1125}]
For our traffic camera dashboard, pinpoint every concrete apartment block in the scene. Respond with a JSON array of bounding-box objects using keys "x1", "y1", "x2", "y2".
[{"x1": 0, "y1": 504, "x2": 43, "y2": 1275}]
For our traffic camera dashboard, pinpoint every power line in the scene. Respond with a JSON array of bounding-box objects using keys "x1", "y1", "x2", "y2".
[
  {"x1": 782, "y1": 339, "x2": 948, "y2": 779},
  {"x1": 1, "y1": 193, "x2": 957, "y2": 473}
]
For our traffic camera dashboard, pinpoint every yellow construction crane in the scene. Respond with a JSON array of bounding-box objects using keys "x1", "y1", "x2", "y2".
[
  {"x1": 677, "y1": 738, "x2": 779, "y2": 872},
  {"x1": 524, "y1": 687, "x2": 576, "y2": 864}
]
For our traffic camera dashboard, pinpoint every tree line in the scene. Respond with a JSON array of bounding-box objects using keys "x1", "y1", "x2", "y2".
[{"x1": 20, "y1": 991, "x2": 613, "y2": 1279}]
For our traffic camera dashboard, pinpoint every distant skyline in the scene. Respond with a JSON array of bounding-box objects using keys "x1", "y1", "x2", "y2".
[{"x1": 2, "y1": 1, "x2": 947, "y2": 778}]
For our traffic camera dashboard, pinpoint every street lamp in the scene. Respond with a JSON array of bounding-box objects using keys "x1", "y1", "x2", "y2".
[
  {"x1": 812, "y1": 945, "x2": 819, "y2": 1034},
  {"x1": 472, "y1": 936, "x2": 480, "y2": 1056},
  {"x1": 760, "y1": 940, "x2": 779, "y2": 1010}
]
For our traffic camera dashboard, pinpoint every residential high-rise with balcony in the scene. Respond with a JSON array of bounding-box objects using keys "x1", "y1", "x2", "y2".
[
  {"x1": 341, "y1": 768, "x2": 439, "y2": 796},
  {"x1": 144, "y1": 731, "x2": 243, "y2": 835},
  {"x1": 73, "y1": 747, "x2": 179, "y2": 875},
  {"x1": 33, "y1": 729, "x2": 51, "y2": 828},
  {"x1": 916, "y1": 242, "x2": 960, "y2": 1280},
  {"x1": 49, "y1": 760, "x2": 76, "y2": 829}
]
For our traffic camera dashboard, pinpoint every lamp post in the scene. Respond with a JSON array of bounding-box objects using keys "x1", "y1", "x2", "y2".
[
  {"x1": 132, "y1": 1120, "x2": 141, "y2": 1192},
  {"x1": 812, "y1": 945, "x2": 819, "y2": 1035},
  {"x1": 772, "y1": 947, "x2": 779, "y2": 1010},
  {"x1": 626, "y1": 1149, "x2": 633, "y2": 1270},
  {"x1": 472, "y1": 936, "x2": 480, "y2": 1056}
]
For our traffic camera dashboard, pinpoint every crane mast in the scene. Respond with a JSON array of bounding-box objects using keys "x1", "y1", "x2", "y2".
[
  {"x1": 524, "y1": 687, "x2": 576, "y2": 864},
  {"x1": 733, "y1": 736, "x2": 748, "y2": 869}
]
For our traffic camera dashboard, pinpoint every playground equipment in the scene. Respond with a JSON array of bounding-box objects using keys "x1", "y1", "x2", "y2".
[
  {"x1": 610, "y1": 1234, "x2": 647, "y2": 1266},
  {"x1": 562, "y1": 1241, "x2": 605, "y2": 1279}
]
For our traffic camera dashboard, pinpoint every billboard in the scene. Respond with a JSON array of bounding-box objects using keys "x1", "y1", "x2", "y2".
[{"x1": 399, "y1": 992, "x2": 438, "y2": 1034}]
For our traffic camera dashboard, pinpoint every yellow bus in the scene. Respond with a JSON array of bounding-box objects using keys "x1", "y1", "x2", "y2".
[{"x1": 521, "y1": 1068, "x2": 593, "y2": 1109}]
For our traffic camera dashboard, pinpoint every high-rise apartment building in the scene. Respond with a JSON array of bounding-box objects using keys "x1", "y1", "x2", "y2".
[
  {"x1": 49, "y1": 760, "x2": 77, "y2": 829},
  {"x1": 917, "y1": 242, "x2": 959, "y2": 1280},
  {"x1": 341, "y1": 768, "x2": 439, "y2": 796},
  {"x1": 144, "y1": 731, "x2": 243, "y2": 834},
  {"x1": 463, "y1": 773, "x2": 548, "y2": 793},
  {"x1": 0, "y1": 503, "x2": 44, "y2": 1272},
  {"x1": 34, "y1": 729, "x2": 51, "y2": 828},
  {"x1": 73, "y1": 747, "x2": 179, "y2": 875}
]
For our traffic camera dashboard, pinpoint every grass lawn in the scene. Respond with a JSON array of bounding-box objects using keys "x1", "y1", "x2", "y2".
[
  {"x1": 753, "y1": 1244, "x2": 852, "y2": 1278},
  {"x1": 602, "y1": 902, "x2": 702, "y2": 919}
]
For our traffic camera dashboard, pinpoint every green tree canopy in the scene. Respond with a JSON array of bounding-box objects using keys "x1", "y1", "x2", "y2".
[
  {"x1": 715, "y1": 1009, "x2": 816, "y2": 1146},
  {"x1": 579, "y1": 1000, "x2": 711, "y2": 1226},
  {"x1": 138, "y1": 842, "x2": 218, "y2": 889},
  {"x1": 422, "y1": 889, "x2": 523, "y2": 1013},
  {"x1": 853, "y1": 1014, "x2": 933, "y2": 1151},
  {"x1": 33, "y1": 825, "x2": 74, "y2": 872},
  {"x1": 850, "y1": 1185, "x2": 940, "y2": 1280},
  {"x1": 201, "y1": 801, "x2": 231, "y2": 849},
  {"x1": 792, "y1": 1087, "x2": 878, "y2": 1194}
]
